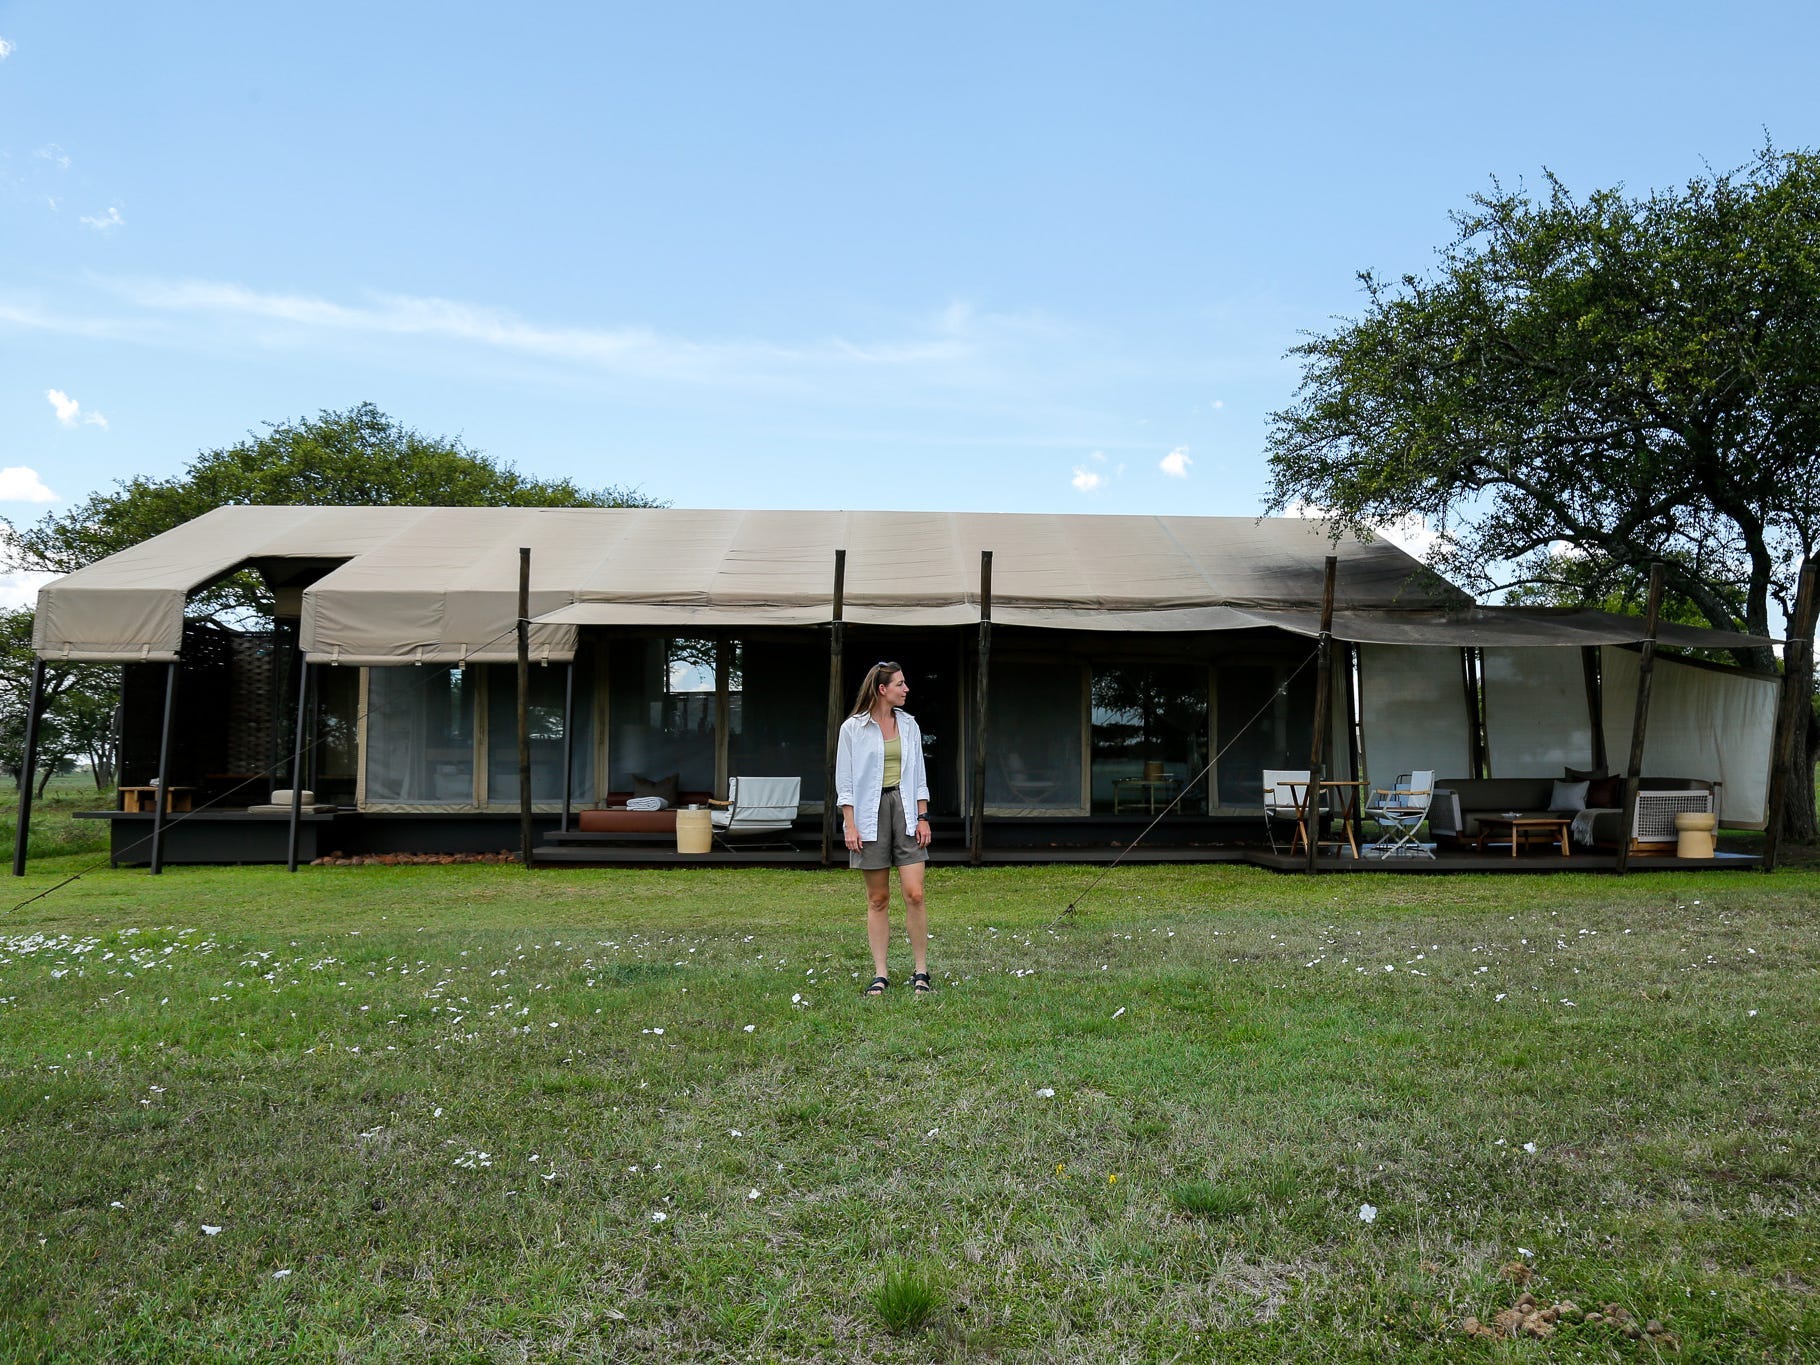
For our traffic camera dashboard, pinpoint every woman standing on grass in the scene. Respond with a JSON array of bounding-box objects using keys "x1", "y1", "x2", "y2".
[{"x1": 836, "y1": 661, "x2": 933, "y2": 996}]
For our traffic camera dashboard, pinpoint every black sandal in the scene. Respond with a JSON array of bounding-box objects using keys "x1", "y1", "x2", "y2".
[
  {"x1": 913, "y1": 972, "x2": 932, "y2": 994},
  {"x1": 864, "y1": 976, "x2": 889, "y2": 996}
]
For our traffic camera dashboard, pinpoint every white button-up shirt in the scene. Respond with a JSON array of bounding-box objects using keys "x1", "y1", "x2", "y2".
[{"x1": 835, "y1": 708, "x2": 930, "y2": 841}]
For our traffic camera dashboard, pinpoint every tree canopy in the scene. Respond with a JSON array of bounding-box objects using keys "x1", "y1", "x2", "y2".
[
  {"x1": 1264, "y1": 145, "x2": 1820, "y2": 833},
  {"x1": 0, "y1": 402, "x2": 665, "y2": 786},
  {"x1": 5, "y1": 402, "x2": 662, "y2": 618},
  {"x1": 1265, "y1": 145, "x2": 1820, "y2": 663}
]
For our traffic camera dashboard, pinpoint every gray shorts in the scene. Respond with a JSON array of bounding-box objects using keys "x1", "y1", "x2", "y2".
[{"x1": 851, "y1": 787, "x2": 927, "y2": 870}]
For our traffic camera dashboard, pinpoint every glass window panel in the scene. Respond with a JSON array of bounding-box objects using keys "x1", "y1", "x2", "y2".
[
  {"x1": 365, "y1": 666, "x2": 475, "y2": 804},
  {"x1": 607, "y1": 637, "x2": 718, "y2": 793},
  {"x1": 730, "y1": 639, "x2": 826, "y2": 804},
  {"x1": 986, "y1": 659, "x2": 1083, "y2": 810},
  {"x1": 312, "y1": 665, "x2": 360, "y2": 801},
  {"x1": 1214, "y1": 662, "x2": 1319, "y2": 808},
  {"x1": 484, "y1": 660, "x2": 594, "y2": 803},
  {"x1": 1089, "y1": 663, "x2": 1208, "y2": 815}
]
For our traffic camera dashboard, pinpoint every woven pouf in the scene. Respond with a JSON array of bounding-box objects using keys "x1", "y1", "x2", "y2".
[{"x1": 1675, "y1": 810, "x2": 1717, "y2": 859}]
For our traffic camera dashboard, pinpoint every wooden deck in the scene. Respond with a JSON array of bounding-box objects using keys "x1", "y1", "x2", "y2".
[{"x1": 532, "y1": 834, "x2": 1762, "y2": 872}]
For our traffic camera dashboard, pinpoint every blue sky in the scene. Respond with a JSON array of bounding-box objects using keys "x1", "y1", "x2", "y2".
[{"x1": 3, "y1": 1, "x2": 1818, "y2": 605}]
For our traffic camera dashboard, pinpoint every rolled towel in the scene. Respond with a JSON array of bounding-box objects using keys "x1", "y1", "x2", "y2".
[{"x1": 625, "y1": 795, "x2": 669, "y2": 812}]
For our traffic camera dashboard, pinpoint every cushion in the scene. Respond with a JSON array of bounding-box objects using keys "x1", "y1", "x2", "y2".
[
  {"x1": 1564, "y1": 765, "x2": 1608, "y2": 784},
  {"x1": 1549, "y1": 779, "x2": 1589, "y2": 813},
  {"x1": 1585, "y1": 774, "x2": 1621, "y2": 808},
  {"x1": 632, "y1": 772, "x2": 681, "y2": 806}
]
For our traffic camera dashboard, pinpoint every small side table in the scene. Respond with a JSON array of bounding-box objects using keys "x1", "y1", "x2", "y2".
[
  {"x1": 119, "y1": 786, "x2": 195, "y2": 814},
  {"x1": 1114, "y1": 776, "x2": 1179, "y2": 813},
  {"x1": 1475, "y1": 815, "x2": 1571, "y2": 857}
]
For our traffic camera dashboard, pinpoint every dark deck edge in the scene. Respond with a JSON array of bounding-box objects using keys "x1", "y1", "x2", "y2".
[{"x1": 529, "y1": 846, "x2": 1763, "y2": 871}]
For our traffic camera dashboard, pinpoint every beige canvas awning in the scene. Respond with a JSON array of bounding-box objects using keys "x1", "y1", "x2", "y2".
[{"x1": 32, "y1": 504, "x2": 1772, "y2": 662}]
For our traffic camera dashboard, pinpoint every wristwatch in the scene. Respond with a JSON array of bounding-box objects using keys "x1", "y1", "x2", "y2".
[{"x1": 916, "y1": 813, "x2": 930, "y2": 823}]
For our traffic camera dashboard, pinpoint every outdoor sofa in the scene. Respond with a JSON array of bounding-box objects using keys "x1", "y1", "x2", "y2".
[
  {"x1": 575, "y1": 778, "x2": 713, "y2": 836},
  {"x1": 1428, "y1": 774, "x2": 1718, "y2": 852}
]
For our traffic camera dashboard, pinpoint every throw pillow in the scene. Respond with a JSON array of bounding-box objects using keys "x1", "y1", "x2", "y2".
[
  {"x1": 1564, "y1": 765, "x2": 1608, "y2": 784},
  {"x1": 633, "y1": 772, "x2": 681, "y2": 806},
  {"x1": 1585, "y1": 775, "x2": 1621, "y2": 808},
  {"x1": 1549, "y1": 779, "x2": 1589, "y2": 813}
]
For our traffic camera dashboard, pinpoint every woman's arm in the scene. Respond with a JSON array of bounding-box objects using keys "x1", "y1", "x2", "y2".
[{"x1": 836, "y1": 720, "x2": 863, "y2": 850}]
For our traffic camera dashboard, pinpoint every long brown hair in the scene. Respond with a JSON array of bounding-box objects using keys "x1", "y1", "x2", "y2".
[{"x1": 849, "y1": 660, "x2": 904, "y2": 717}]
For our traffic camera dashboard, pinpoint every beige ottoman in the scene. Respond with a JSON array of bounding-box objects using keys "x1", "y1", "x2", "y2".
[
  {"x1": 675, "y1": 806, "x2": 713, "y2": 854},
  {"x1": 1675, "y1": 811, "x2": 1717, "y2": 858}
]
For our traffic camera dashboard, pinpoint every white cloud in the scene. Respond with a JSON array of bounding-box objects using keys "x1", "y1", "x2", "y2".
[
  {"x1": 47, "y1": 390, "x2": 80, "y2": 425},
  {"x1": 108, "y1": 277, "x2": 973, "y2": 384},
  {"x1": 36, "y1": 144, "x2": 70, "y2": 170},
  {"x1": 0, "y1": 571, "x2": 54, "y2": 608},
  {"x1": 0, "y1": 467, "x2": 58, "y2": 503},
  {"x1": 46, "y1": 389, "x2": 106, "y2": 428},
  {"x1": 0, "y1": 37, "x2": 15, "y2": 59},
  {"x1": 1159, "y1": 447, "x2": 1192, "y2": 478},
  {"x1": 80, "y1": 206, "x2": 125, "y2": 231},
  {"x1": 1210, "y1": 399, "x2": 1224, "y2": 410},
  {"x1": 1071, "y1": 465, "x2": 1105, "y2": 493},
  {"x1": 1283, "y1": 499, "x2": 1441, "y2": 560}
]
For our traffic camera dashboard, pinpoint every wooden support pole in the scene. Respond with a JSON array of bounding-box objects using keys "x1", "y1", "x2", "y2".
[
  {"x1": 149, "y1": 661, "x2": 179, "y2": 876},
  {"x1": 518, "y1": 548, "x2": 533, "y2": 870},
  {"x1": 1581, "y1": 645, "x2": 1607, "y2": 773},
  {"x1": 714, "y1": 639, "x2": 732, "y2": 799},
  {"x1": 285, "y1": 652, "x2": 310, "y2": 873},
  {"x1": 822, "y1": 550, "x2": 846, "y2": 866},
  {"x1": 970, "y1": 550, "x2": 993, "y2": 866},
  {"x1": 1461, "y1": 648, "x2": 1488, "y2": 778},
  {"x1": 10, "y1": 658, "x2": 46, "y2": 877},
  {"x1": 1764, "y1": 557, "x2": 1818, "y2": 870},
  {"x1": 559, "y1": 660, "x2": 577, "y2": 835},
  {"x1": 1306, "y1": 555, "x2": 1337, "y2": 872},
  {"x1": 1614, "y1": 562, "x2": 1665, "y2": 876}
]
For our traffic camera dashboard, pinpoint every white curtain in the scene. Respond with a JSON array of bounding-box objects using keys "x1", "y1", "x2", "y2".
[
  {"x1": 1600, "y1": 647, "x2": 1777, "y2": 827},
  {"x1": 1483, "y1": 648, "x2": 1597, "y2": 777},
  {"x1": 365, "y1": 666, "x2": 475, "y2": 805},
  {"x1": 1357, "y1": 645, "x2": 1473, "y2": 789}
]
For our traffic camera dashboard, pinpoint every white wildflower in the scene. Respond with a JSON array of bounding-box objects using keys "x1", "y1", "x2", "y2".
[{"x1": 1358, "y1": 1204, "x2": 1377, "y2": 1224}]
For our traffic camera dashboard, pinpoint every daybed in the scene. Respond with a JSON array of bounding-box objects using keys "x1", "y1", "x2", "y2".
[
  {"x1": 1428, "y1": 774, "x2": 1718, "y2": 852},
  {"x1": 576, "y1": 787, "x2": 714, "y2": 836}
]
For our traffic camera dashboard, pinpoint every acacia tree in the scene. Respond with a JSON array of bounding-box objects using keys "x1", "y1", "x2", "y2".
[
  {"x1": 2, "y1": 402, "x2": 665, "y2": 782},
  {"x1": 1265, "y1": 146, "x2": 1820, "y2": 837}
]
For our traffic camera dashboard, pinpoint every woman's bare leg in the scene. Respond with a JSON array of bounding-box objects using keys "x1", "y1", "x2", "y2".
[
  {"x1": 864, "y1": 868, "x2": 893, "y2": 980},
  {"x1": 898, "y1": 862, "x2": 927, "y2": 976}
]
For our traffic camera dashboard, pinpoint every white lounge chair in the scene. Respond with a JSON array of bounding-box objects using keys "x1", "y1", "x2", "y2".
[{"x1": 710, "y1": 777, "x2": 802, "y2": 850}]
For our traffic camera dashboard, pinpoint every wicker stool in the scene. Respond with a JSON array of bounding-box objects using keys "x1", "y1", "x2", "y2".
[{"x1": 1674, "y1": 811, "x2": 1717, "y2": 859}]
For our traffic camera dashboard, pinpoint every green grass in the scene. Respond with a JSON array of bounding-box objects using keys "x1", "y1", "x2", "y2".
[
  {"x1": 0, "y1": 774, "x2": 112, "y2": 862},
  {"x1": 0, "y1": 858, "x2": 1815, "y2": 1361}
]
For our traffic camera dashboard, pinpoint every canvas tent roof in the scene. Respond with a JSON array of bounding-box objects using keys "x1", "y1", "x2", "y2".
[{"x1": 32, "y1": 504, "x2": 1772, "y2": 663}]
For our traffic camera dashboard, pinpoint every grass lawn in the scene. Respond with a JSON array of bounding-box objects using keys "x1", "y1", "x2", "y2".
[{"x1": 0, "y1": 857, "x2": 1814, "y2": 1362}]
